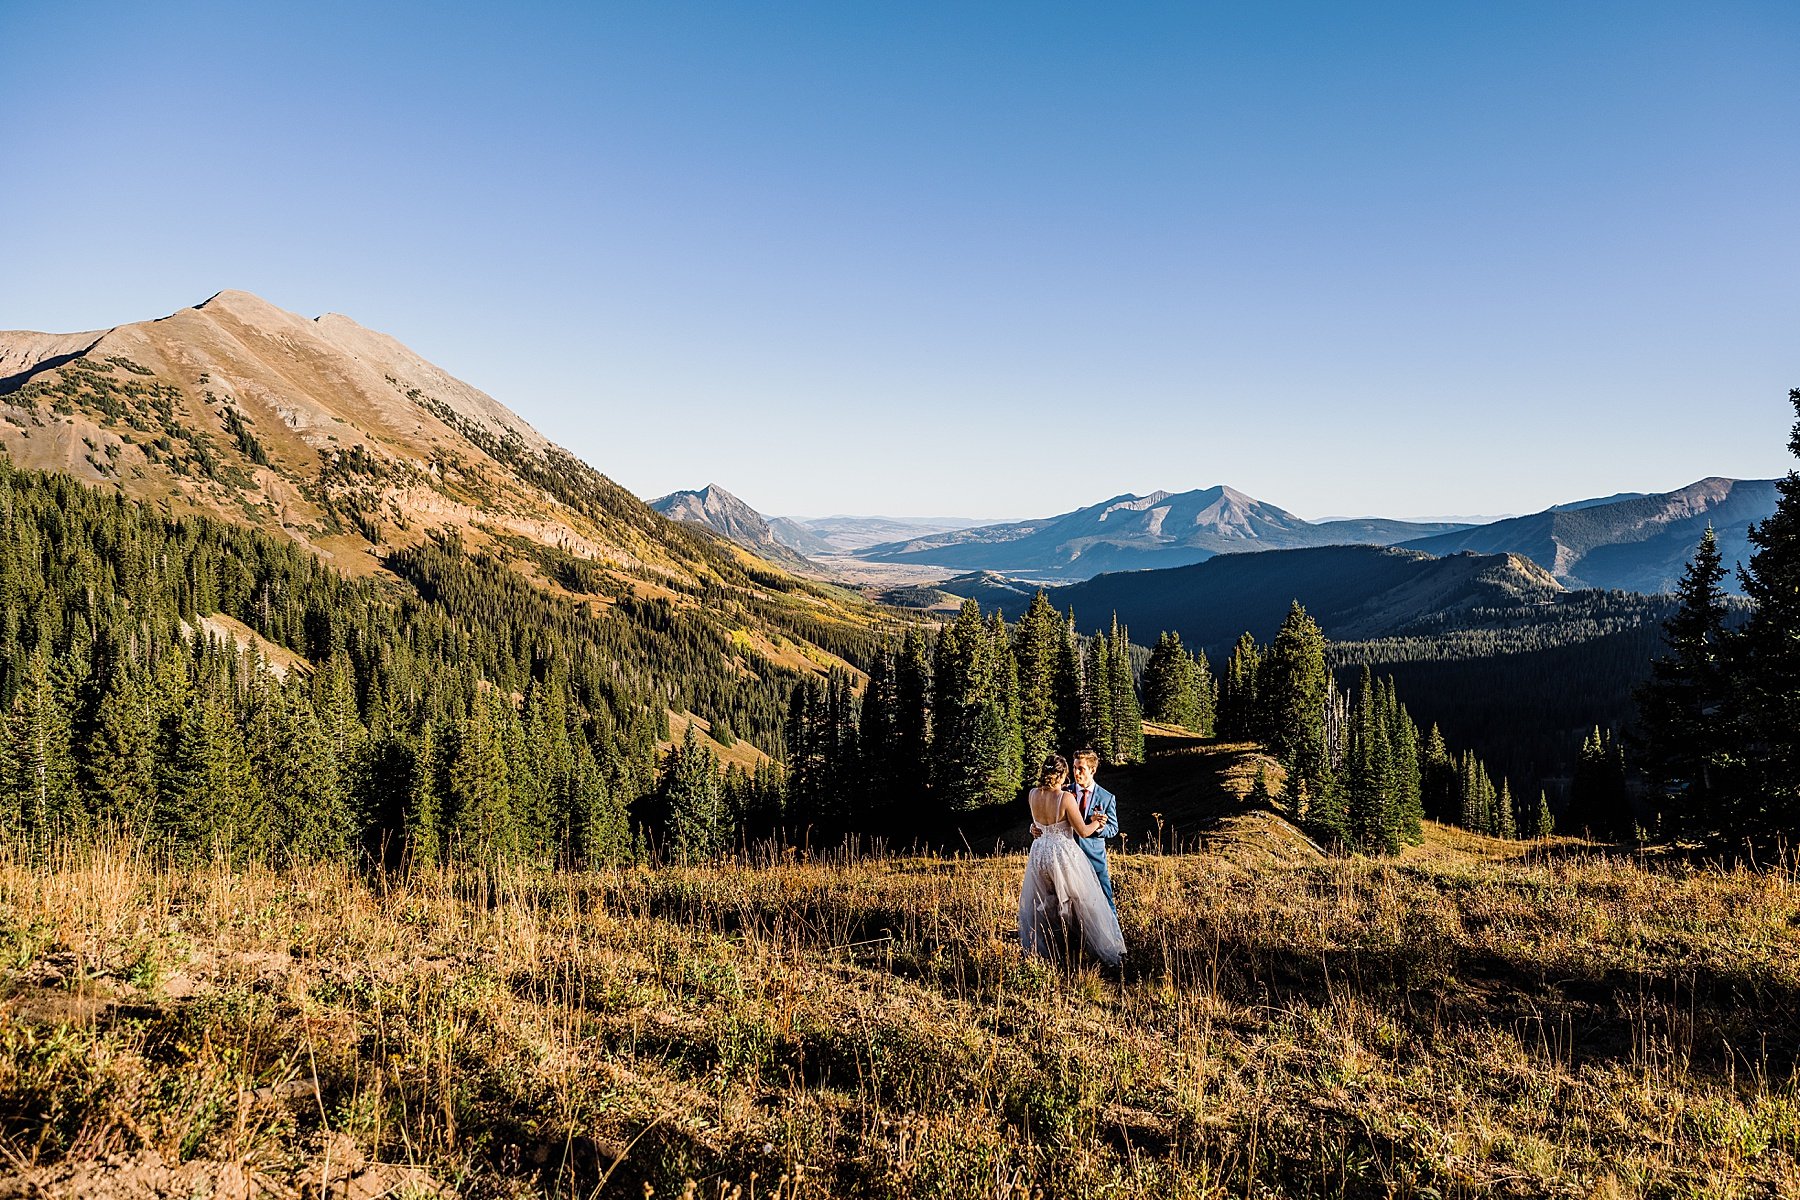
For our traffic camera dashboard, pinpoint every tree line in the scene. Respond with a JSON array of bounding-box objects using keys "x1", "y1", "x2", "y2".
[
  {"x1": 1206, "y1": 603, "x2": 1547, "y2": 852},
  {"x1": 761, "y1": 593, "x2": 1148, "y2": 851},
  {"x1": 0, "y1": 461, "x2": 823, "y2": 867}
]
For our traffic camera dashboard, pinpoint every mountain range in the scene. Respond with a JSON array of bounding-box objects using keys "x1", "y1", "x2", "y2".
[
  {"x1": 1397, "y1": 477, "x2": 1777, "y2": 594},
  {"x1": 643, "y1": 471, "x2": 1785, "y2": 596},
  {"x1": 850, "y1": 486, "x2": 1471, "y2": 577},
  {"x1": 850, "y1": 479, "x2": 1779, "y2": 591}
]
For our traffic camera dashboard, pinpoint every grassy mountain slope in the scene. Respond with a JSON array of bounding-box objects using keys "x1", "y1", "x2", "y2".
[{"x1": 0, "y1": 292, "x2": 902, "y2": 755}]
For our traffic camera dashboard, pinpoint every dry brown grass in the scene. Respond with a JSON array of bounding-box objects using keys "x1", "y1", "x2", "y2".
[{"x1": 1, "y1": 827, "x2": 1797, "y2": 1198}]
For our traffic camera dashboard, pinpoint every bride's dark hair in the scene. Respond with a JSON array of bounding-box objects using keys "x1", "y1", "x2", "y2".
[{"x1": 1037, "y1": 754, "x2": 1068, "y2": 790}]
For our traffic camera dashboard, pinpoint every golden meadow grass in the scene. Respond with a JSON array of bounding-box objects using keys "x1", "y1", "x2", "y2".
[{"x1": 1, "y1": 830, "x2": 1797, "y2": 1198}]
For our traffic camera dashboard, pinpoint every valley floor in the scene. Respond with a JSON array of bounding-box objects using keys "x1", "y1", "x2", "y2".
[{"x1": 1, "y1": 821, "x2": 1797, "y2": 1198}]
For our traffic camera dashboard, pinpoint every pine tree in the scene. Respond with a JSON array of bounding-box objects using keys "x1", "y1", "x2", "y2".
[
  {"x1": 157, "y1": 692, "x2": 255, "y2": 861},
  {"x1": 1218, "y1": 632, "x2": 1262, "y2": 742},
  {"x1": 1308, "y1": 769, "x2": 1352, "y2": 852},
  {"x1": 446, "y1": 688, "x2": 514, "y2": 860},
  {"x1": 1143, "y1": 631, "x2": 1198, "y2": 730},
  {"x1": 1013, "y1": 592, "x2": 1065, "y2": 775},
  {"x1": 989, "y1": 613, "x2": 1026, "y2": 786},
  {"x1": 568, "y1": 739, "x2": 630, "y2": 865},
  {"x1": 821, "y1": 668, "x2": 862, "y2": 836},
  {"x1": 783, "y1": 677, "x2": 828, "y2": 832},
  {"x1": 1346, "y1": 670, "x2": 1398, "y2": 854},
  {"x1": 1568, "y1": 727, "x2": 1632, "y2": 841},
  {"x1": 1054, "y1": 614, "x2": 1084, "y2": 755},
  {"x1": 894, "y1": 626, "x2": 933, "y2": 805},
  {"x1": 406, "y1": 719, "x2": 443, "y2": 867},
  {"x1": 1083, "y1": 629, "x2": 1114, "y2": 758},
  {"x1": 1420, "y1": 724, "x2": 1457, "y2": 822},
  {"x1": 1635, "y1": 526, "x2": 1732, "y2": 840},
  {"x1": 1458, "y1": 751, "x2": 1487, "y2": 833},
  {"x1": 1495, "y1": 778, "x2": 1518, "y2": 840},
  {"x1": 1383, "y1": 684, "x2": 1424, "y2": 845},
  {"x1": 1248, "y1": 762, "x2": 1276, "y2": 807},
  {"x1": 1107, "y1": 616, "x2": 1144, "y2": 764},
  {"x1": 1724, "y1": 389, "x2": 1800, "y2": 844},
  {"x1": 1191, "y1": 648, "x2": 1217, "y2": 737},
  {"x1": 659, "y1": 724, "x2": 724, "y2": 861},
  {"x1": 933, "y1": 600, "x2": 1018, "y2": 812},
  {"x1": 856, "y1": 651, "x2": 902, "y2": 837},
  {"x1": 1261, "y1": 602, "x2": 1330, "y2": 800},
  {"x1": 2, "y1": 653, "x2": 80, "y2": 845},
  {"x1": 82, "y1": 663, "x2": 156, "y2": 832},
  {"x1": 1529, "y1": 790, "x2": 1555, "y2": 839}
]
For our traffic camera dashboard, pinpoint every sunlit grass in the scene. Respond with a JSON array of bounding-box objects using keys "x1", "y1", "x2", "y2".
[{"x1": 1, "y1": 829, "x2": 1796, "y2": 1197}]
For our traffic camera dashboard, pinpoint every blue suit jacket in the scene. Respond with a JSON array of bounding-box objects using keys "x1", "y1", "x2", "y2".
[{"x1": 1064, "y1": 781, "x2": 1118, "y2": 909}]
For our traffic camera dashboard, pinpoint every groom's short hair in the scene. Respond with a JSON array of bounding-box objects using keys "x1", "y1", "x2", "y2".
[{"x1": 1073, "y1": 748, "x2": 1100, "y2": 769}]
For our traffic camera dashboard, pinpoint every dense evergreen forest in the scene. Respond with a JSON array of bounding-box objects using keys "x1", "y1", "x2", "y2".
[{"x1": 0, "y1": 460, "x2": 861, "y2": 865}]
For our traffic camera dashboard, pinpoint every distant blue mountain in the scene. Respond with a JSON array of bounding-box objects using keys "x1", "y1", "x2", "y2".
[
  {"x1": 1400, "y1": 478, "x2": 1778, "y2": 594},
  {"x1": 855, "y1": 485, "x2": 1471, "y2": 578}
]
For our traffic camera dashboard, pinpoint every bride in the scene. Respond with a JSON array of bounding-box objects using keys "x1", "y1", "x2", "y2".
[{"x1": 1018, "y1": 754, "x2": 1126, "y2": 965}]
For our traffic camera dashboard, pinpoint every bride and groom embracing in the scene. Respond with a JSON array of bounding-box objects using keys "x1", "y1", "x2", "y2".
[{"x1": 1018, "y1": 748, "x2": 1127, "y2": 966}]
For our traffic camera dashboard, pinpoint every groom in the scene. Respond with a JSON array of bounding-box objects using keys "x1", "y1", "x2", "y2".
[{"x1": 1065, "y1": 748, "x2": 1119, "y2": 911}]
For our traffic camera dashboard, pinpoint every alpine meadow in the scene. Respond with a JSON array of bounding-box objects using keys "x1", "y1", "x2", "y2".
[
  {"x1": 0, "y1": 289, "x2": 1797, "y2": 1198},
  {"x1": 4, "y1": 5, "x2": 1800, "y2": 1198}
]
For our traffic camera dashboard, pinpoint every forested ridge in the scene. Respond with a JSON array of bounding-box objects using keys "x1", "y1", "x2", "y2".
[{"x1": 0, "y1": 459, "x2": 891, "y2": 865}]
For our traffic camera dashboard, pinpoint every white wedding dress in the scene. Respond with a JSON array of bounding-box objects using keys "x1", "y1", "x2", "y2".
[{"x1": 1018, "y1": 816, "x2": 1126, "y2": 966}]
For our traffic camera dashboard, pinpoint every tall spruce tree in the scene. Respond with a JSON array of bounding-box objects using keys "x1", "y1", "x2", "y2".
[
  {"x1": 856, "y1": 651, "x2": 903, "y2": 837},
  {"x1": 1635, "y1": 526, "x2": 1732, "y2": 840},
  {"x1": 1191, "y1": 648, "x2": 1217, "y2": 737},
  {"x1": 1054, "y1": 614, "x2": 1085, "y2": 755},
  {"x1": 1420, "y1": 724, "x2": 1457, "y2": 823},
  {"x1": 1262, "y1": 602, "x2": 1330, "y2": 800},
  {"x1": 894, "y1": 626, "x2": 933, "y2": 801},
  {"x1": 1143, "y1": 630, "x2": 1201, "y2": 731},
  {"x1": 989, "y1": 612, "x2": 1026, "y2": 786},
  {"x1": 81, "y1": 663, "x2": 156, "y2": 831},
  {"x1": 1567, "y1": 727, "x2": 1632, "y2": 841},
  {"x1": 1495, "y1": 778, "x2": 1518, "y2": 840},
  {"x1": 1217, "y1": 633, "x2": 1262, "y2": 742},
  {"x1": 659, "y1": 724, "x2": 724, "y2": 861},
  {"x1": 1345, "y1": 669, "x2": 1398, "y2": 854},
  {"x1": 1382, "y1": 681, "x2": 1424, "y2": 845},
  {"x1": 446, "y1": 687, "x2": 515, "y2": 860},
  {"x1": 1083, "y1": 628, "x2": 1114, "y2": 758},
  {"x1": 932, "y1": 600, "x2": 1016, "y2": 812},
  {"x1": 1013, "y1": 592, "x2": 1065, "y2": 776},
  {"x1": 1725, "y1": 388, "x2": 1800, "y2": 845},
  {"x1": 1107, "y1": 616, "x2": 1144, "y2": 764}
]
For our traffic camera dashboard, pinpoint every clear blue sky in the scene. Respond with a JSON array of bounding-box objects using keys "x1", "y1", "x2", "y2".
[{"x1": 3, "y1": 1, "x2": 1796, "y2": 521}]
